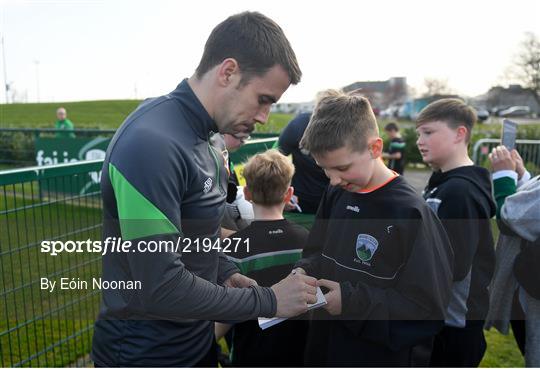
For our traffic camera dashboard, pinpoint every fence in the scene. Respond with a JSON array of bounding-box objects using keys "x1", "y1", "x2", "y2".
[
  {"x1": 0, "y1": 128, "x2": 116, "y2": 168},
  {"x1": 0, "y1": 134, "x2": 282, "y2": 367},
  {"x1": 472, "y1": 138, "x2": 540, "y2": 173},
  {"x1": 0, "y1": 160, "x2": 104, "y2": 367},
  {"x1": 0, "y1": 128, "x2": 279, "y2": 169}
]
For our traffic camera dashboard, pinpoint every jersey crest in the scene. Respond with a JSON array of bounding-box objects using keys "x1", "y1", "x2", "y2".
[{"x1": 355, "y1": 234, "x2": 379, "y2": 262}]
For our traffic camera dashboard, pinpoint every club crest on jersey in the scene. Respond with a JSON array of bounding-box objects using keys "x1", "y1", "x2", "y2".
[
  {"x1": 355, "y1": 234, "x2": 378, "y2": 262},
  {"x1": 203, "y1": 177, "x2": 213, "y2": 193}
]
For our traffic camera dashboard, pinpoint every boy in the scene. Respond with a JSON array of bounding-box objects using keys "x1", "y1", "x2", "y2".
[
  {"x1": 416, "y1": 98, "x2": 496, "y2": 367},
  {"x1": 217, "y1": 149, "x2": 309, "y2": 367},
  {"x1": 294, "y1": 90, "x2": 454, "y2": 366},
  {"x1": 382, "y1": 122, "x2": 406, "y2": 174}
]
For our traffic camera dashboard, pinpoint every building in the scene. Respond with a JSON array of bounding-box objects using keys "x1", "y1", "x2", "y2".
[{"x1": 342, "y1": 77, "x2": 408, "y2": 112}]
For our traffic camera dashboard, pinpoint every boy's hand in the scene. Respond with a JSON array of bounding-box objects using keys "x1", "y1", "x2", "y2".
[
  {"x1": 489, "y1": 146, "x2": 516, "y2": 173},
  {"x1": 318, "y1": 279, "x2": 342, "y2": 315},
  {"x1": 511, "y1": 149, "x2": 526, "y2": 180},
  {"x1": 223, "y1": 273, "x2": 258, "y2": 288},
  {"x1": 271, "y1": 273, "x2": 318, "y2": 317},
  {"x1": 291, "y1": 267, "x2": 306, "y2": 276}
]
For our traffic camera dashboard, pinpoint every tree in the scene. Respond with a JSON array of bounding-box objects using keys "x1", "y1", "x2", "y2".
[
  {"x1": 507, "y1": 32, "x2": 540, "y2": 96},
  {"x1": 422, "y1": 77, "x2": 453, "y2": 97}
]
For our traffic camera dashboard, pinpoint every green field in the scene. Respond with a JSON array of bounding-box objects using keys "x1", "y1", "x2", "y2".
[
  {"x1": 0, "y1": 100, "x2": 293, "y2": 134},
  {"x1": 0, "y1": 100, "x2": 141, "y2": 130}
]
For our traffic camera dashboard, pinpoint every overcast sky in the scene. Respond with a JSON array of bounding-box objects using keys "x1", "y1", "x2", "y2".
[{"x1": 1, "y1": 0, "x2": 539, "y2": 104}]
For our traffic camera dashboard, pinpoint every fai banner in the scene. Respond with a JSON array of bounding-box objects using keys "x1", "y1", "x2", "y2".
[{"x1": 35, "y1": 137, "x2": 111, "y2": 195}]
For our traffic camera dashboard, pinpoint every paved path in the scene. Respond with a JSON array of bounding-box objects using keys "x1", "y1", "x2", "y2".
[{"x1": 403, "y1": 169, "x2": 431, "y2": 194}]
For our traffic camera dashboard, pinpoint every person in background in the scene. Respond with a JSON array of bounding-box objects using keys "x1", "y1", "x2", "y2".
[
  {"x1": 277, "y1": 111, "x2": 329, "y2": 214},
  {"x1": 55, "y1": 107, "x2": 75, "y2": 138},
  {"x1": 221, "y1": 133, "x2": 254, "y2": 232},
  {"x1": 382, "y1": 122, "x2": 405, "y2": 174}
]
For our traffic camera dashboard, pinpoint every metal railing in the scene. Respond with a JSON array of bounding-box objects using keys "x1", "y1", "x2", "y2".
[
  {"x1": 472, "y1": 138, "x2": 540, "y2": 174},
  {"x1": 0, "y1": 160, "x2": 104, "y2": 367}
]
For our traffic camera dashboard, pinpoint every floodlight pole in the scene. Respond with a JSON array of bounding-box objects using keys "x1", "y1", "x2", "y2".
[
  {"x1": 1, "y1": 35, "x2": 9, "y2": 104},
  {"x1": 34, "y1": 59, "x2": 40, "y2": 102}
]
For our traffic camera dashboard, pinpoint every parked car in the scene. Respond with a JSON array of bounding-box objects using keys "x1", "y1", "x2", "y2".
[
  {"x1": 474, "y1": 107, "x2": 489, "y2": 122},
  {"x1": 498, "y1": 106, "x2": 531, "y2": 117}
]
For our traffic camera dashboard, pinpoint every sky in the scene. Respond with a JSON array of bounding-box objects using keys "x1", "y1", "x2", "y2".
[{"x1": 0, "y1": 0, "x2": 539, "y2": 104}]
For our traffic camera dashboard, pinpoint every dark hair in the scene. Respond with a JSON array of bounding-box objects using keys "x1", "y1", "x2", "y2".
[
  {"x1": 416, "y1": 98, "x2": 476, "y2": 143},
  {"x1": 384, "y1": 122, "x2": 399, "y2": 132},
  {"x1": 300, "y1": 89, "x2": 379, "y2": 155},
  {"x1": 195, "y1": 11, "x2": 301, "y2": 85}
]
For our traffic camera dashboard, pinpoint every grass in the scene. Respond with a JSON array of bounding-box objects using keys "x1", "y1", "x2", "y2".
[
  {"x1": 0, "y1": 100, "x2": 141, "y2": 129},
  {"x1": 0, "y1": 100, "x2": 293, "y2": 133},
  {"x1": 481, "y1": 328, "x2": 524, "y2": 367}
]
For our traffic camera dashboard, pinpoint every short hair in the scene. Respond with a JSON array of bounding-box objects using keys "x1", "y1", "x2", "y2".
[
  {"x1": 195, "y1": 11, "x2": 301, "y2": 85},
  {"x1": 416, "y1": 98, "x2": 476, "y2": 143},
  {"x1": 384, "y1": 122, "x2": 399, "y2": 132},
  {"x1": 300, "y1": 89, "x2": 379, "y2": 155},
  {"x1": 243, "y1": 149, "x2": 294, "y2": 206}
]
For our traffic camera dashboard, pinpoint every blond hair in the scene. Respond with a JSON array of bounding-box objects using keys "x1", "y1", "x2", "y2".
[
  {"x1": 243, "y1": 149, "x2": 295, "y2": 206},
  {"x1": 300, "y1": 89, "x2": 379, "y2": 155}
]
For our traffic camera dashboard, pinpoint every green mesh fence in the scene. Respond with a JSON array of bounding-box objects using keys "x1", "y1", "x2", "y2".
[{"x1": 0, "y1": 160, "x2": 104, "y2": 367}]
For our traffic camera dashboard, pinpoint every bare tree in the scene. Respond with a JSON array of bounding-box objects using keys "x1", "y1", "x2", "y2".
[
  {"x1": 422, "y1": 77, "x2": 452, "y2": 97},
  {"x1": 512, "y1": 32, "x2": 540, "y2": 96}
]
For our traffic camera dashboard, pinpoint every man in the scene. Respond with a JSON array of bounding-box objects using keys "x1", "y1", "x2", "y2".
[
  {"x1": 277, "y1": 111, "x2": 330, "y2": 214},
  {"x1": 91, "y1": 11, "x2": 317, "y2": 367},
  {"x1": 54, "y1": 107, "x2": 75, "y2": 138}
]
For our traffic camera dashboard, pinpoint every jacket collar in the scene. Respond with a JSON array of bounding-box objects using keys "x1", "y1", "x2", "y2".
[{"x1": 170, "y1": 79, "x2": 219, "y2": 139}]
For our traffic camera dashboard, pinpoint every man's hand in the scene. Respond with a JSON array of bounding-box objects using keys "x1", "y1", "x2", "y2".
[
  {"x1": 271, "y1": 273, "x2": 317, "y2": 318},
  {"x1": 223, "y1": 272, "x2": 258, "y2": 288},
  {"x1": 511, "y1": 149, "x2": 526, "y2": 180},
  {"x1": 489, "y1": 146, "x2": 516, "y2": 173},
  {"x1": 318, "y1": 279, "x2": 342, "y2": 316}
]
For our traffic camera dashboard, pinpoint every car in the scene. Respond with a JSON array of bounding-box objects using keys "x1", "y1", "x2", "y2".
[
  {"x1": 498, "y1": 106, "x2": 531, "y2": 117},
  {"x1": 474, "y1": 107, "x2": 489, "y2": 122}
]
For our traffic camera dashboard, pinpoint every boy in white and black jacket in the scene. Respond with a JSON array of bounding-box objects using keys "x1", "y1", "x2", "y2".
[{"x1": 416, "y1": 98, "x2": 496, "y2": 367}]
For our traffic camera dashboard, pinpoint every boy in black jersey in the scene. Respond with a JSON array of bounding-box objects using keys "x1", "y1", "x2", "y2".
[
  {"x1": 382, "y1": 122, "x2": 406, "y2": 174},
  {"x1": 216, "y1": 149, "x2": 309, "y2": 367},
  {"x1": 416, "y1": 99, "x2": 496, "y2": 367},
  {"x1": 294, "y1": 90, "x2": 454, "y2": 366}
]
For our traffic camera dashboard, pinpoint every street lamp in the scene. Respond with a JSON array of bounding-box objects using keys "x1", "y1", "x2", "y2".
[{"x1": 34, "y1": 59, "x2": 40, "y2": 102}]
